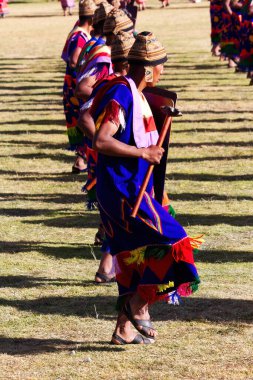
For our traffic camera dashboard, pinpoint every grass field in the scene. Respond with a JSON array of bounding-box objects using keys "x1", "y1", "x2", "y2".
[{"x1": 0, "y1": 1, "x2": 253, "y2": 379}]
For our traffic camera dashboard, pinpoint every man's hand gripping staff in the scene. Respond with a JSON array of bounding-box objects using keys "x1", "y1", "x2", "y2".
[{"x1": 131, "y1": 106, "x2": 182, "y2": 218}]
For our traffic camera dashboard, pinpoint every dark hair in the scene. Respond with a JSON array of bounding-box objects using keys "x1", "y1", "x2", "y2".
[
  {"x1": 92, "y1": 20, "x2": 105, "y2": 36},
  {"x1": 79, "y1": 15, "x2": 93, "y2": 24}
]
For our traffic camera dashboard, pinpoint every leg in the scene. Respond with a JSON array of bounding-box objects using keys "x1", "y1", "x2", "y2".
[
  {"x1": 72, "y1": 154, "x2": 86, "y2": 173},
  {"x1": 111, "y1": 311, "x2": 153, "y2": 344},
  {"x1": 124, "y1": 293, "x2": 158, "y2": 339},
  {"x1": 95, "y1": 252, "x2": 115, "y2": 283}
]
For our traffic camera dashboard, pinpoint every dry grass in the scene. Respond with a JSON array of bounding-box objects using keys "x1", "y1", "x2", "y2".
[{"x1": 0, "y1": 1, "x2": 253, "y2": 379}]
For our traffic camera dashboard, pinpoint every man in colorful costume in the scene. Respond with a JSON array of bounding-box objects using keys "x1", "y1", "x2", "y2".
[
  {"x1": 91, "y1": 32, "x2": 202, "y2": 344},
  {"x1": 78, "y1": 31, "x2": 135, "y2": 283},
  {"x1": 61, "y1": 0, "x2": 96, "y2": 173}
]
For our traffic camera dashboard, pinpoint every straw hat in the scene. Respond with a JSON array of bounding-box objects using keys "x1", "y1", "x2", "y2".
[
  {"x1": 128, "y1": 31, "x2": 167, "y2": 66},
  {"x1": 111, "y1": 31, "x2": 135, "y2": 62},
  {"x1": 103, "y1": 8, "x2": 133, "y2": 35},
  {"x1": 79, "y1": 0, "x2": 97, "y2": 16},
  {"x1": 93, "y1": 1, "x2": 114, "y2": 25}
]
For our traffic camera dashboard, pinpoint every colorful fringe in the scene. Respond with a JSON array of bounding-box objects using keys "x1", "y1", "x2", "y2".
[{"x1": 115, "y1": 236, "x2": 202, "y2": 306}]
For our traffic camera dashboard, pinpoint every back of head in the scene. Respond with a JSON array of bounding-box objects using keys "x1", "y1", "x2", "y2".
[
  {"x1": 103, "y1": 8, "x2": 133, "y2": 36},
  {"x1": 111, "y1": 31, "x2": 135, "y2": 63},
  {"x1": 93, "y1": 1, "x2": 114, "y2": 26}
]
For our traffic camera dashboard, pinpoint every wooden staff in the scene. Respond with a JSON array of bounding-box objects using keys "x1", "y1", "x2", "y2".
[{"x1": 131, "y1": 106, "x2": 181, "y2": 218}]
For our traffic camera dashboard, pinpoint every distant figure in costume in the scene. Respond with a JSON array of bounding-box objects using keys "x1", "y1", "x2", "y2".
[
  {"x1": 159, "y1": 0, "x2": 170, "y2": 8},
  {"x1": 75, "y1": 1, "x2": 115, "y2": 102},
  {"x1": 0, "y1": 0, "x2": 9, "y2": 17},
  {"x1": 59, "y1": 0, "x2": 75, "y2": 16},
  {"x1": 220, "y1": 0, "x2": 243, "y2": 67},
  {"x1": 61, "y1": 0, "x2": 96, "y2": 173},
  {"x1": 237, "y1": 0, "x2": 253, "y2": 83},
  {"x1": 136, "y1": 0, "x2": 146, "y2": 11},
  {"x1": 91, "y1": 32, "x2": 202, "y2": 344},
  {"x1": 210, "y1": 0, "x2": 224, "y2": 56}
]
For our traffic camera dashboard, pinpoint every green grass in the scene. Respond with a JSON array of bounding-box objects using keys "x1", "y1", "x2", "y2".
[{"x1": 0, "y1": 1, "x2": 253, "y2": 379}]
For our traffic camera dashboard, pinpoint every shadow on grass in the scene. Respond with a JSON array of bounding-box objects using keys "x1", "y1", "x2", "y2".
[
  {"x1": 170, "y1": 141, "x2": 253, "y2": 148},
  {"x1": 177, "y1": 213, "x2": 253, "y2": 226},
  {"x1": 0, "y1": 208, "x2": 69, "y2": 217},
  {"x1": 0, "y1": 241, "x2": 102, "y2": 260},
  {"x1": 0, "y1": 337, "x2": 124, "y2": 355},
  {"x1": 175, "y1": 118, "x2": 253, "y2": 124},
  {"x1": 8, "y1": 153, "x2": 74, "y2": 164},
  {"x1": 166, "y1": 173, "x2": 253, "y2": 181},
  {"x1": 24, "y1": 214, "x2": 99, "y2": 228},
  {"x1": 0, "y1": 295, "x2": 252, "y2": 324},
  {"x1": 0, "y1": 275, "x2": 91, "y2": 288},
  {"x1": 194, "y1": 249, "x2": 253, "y2": 263},
  {"x1": 152, "y1": 297, "x2": 253, "y2": 324},
  {"x1": 0, "y1": 119, "x2": 64, "y2": 126},
  {"x1": 169, "y1": 192, "x2": 253, "y2": 201},
  {"x1": 0, "y1": 192, "x2": 85, "y2": 204},
  {"x1": 0, "y1": 129, "x2": 63, "y2": 135},
  {"x1": 169, "y1": 155, "x2": 253, "y2": 163},
  {"x1": 1, "y1": 140, "x2": 65, "y2": 150}
]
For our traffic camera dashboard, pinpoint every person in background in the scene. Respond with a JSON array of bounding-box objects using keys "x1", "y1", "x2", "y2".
[
  {"x1": 78, "y1": 31, "x2": 135, "y2": 284},
  {"x1": 0, "y1": 0, "x2": 9, "y2": 17},
  {"x1": 61, "y1": 0, "x2": 96, "y2": 173},
  {"x1": 59, "y1": 0, "x2": 76, "y2": 16}
]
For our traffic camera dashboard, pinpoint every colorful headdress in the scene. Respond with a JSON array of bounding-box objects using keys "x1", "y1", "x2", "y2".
[
  {"x1": 111, "y1": 31, "x2": 135, "y2": 62},
  {"x1": 79, "y1": 0, "x2": 97, "y2": 16},
  {"x1": 93, "y1": 1, "x2": 114, "y2": 25},
  {"x1": 128, "y1": 31, "x2": 167, "y2": 66},
  {"x1": 103, "y1": 8, "x2": 133, "y2": 35}
]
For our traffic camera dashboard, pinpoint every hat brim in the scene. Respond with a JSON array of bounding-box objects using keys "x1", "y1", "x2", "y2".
[{"x1": 128, "y1": 55, "x2": 168, "y2": 67}]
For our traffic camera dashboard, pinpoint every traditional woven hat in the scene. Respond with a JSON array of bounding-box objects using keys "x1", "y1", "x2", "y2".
[
  {"x1": 103, "y1": 8, "x2": 133, "y2": 35},
  {"x1": 128, "y1": 31, "x2": 167, "y2": 66},
  {"x1": 93, "y1": 1, "x2": 114, "y2": 25},
  {"x1": 79, "y1": 0, "x2": 97, "y2": 16},
  {"x1": 111, "y1": 31, "x2": 135, "y2": 62}
]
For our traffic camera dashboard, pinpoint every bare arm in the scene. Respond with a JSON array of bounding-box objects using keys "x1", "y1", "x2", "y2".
[
  {"x1": 75, "y1": 76, "x2": 96, "y2": 101},
  {"x1": 69, "y1": 46, "x2": 82, "y2": 68},
  {"x1": 93, "y1": 121, "x2": 164, "y2": 164},
  {"x1": 78, "y1": 109, "x2": 95, "y2": 140}
]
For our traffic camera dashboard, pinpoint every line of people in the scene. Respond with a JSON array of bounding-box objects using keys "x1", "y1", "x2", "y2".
[
  {"x1": 210, "y1": 0, "x2": 253, "y2": 84},
  {"x1": 61, "y1": 0, "x2": 203, "y2": 345}
]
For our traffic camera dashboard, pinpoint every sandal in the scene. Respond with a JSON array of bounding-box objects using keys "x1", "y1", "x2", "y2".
[
  {"x1": 111, "y1": 333, "x2": 153, "y2": 345},
  {"x1": 123, "y1": 301, "x2": 156, "y2": 340},
  {"x1": 95, "y1": 272, "x2": 116, "y2": 284}
]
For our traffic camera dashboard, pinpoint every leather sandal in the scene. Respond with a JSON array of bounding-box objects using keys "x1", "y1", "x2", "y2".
[
  {"x1": 111, "y1": 333, "x2": 153, "y2": 345},
  {"x1": 95, "y1": 272, "x2": 116, "y2": 284},
  {"x1": 123, "y1": 301, "x2": 156, "y2": 340}
]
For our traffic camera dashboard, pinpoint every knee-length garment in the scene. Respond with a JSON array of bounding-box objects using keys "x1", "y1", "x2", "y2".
[
  {"x1": 220, "y1": 4, "x2": 243, "y2": 59},
  {"x1": 210, "y1": 0, "x2": 224, "y2": 46},
  {"x1": 0, "y1": 0, "x2": 9, "y2": 16},
  {"x1": 61, "y1": 24, "x2": 90, "y2": 150},
  {"x1": 90, "y1": 76, "x2": 202, "y2": 305},
  {"x1": 238, "y1": 0, "x2": 253, "y2": 72}
]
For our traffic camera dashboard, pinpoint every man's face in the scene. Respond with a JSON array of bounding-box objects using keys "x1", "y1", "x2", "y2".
[{"x1": 152, "y1": 64, "x2": 164, "y2": 85}]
